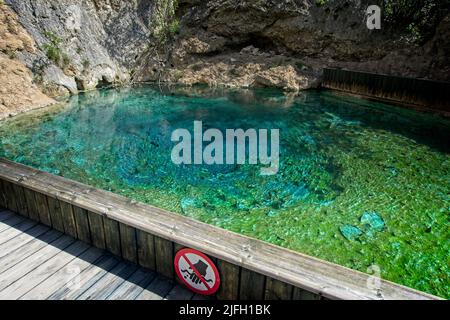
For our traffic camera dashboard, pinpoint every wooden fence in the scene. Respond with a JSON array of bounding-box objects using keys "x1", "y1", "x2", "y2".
[
  {"x1": 322, "y1": 68, "x2": 450, "y2": 112},
  {"x1": 0, "y1": 158, "x2": 438, "y2": 300}
]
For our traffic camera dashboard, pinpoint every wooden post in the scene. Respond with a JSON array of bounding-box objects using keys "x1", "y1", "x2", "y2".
[
  {"x1": 154, "y1": 236, "x2": 174, "y2": 279},
  {"x1": 216, "y1": 260, "x2": 240, "y2": 300},
  {"x1": 87, "y1": 211, "x2": 106, "y2": 249},
  {"x1": 119, "y1": 223, "x2": 137, "y2": 263},
  {"x1": 239, "y1": 269, "x2": 266, "y2": 300},
  {"x1": 136, "y1": 229, "x2": 156, "y2": 270},
  {"x1": 46, "y1": 196, "x2": 65, "y2": 233},
  {"x1": 103, "y1": 217, "x2": 121, "y2": 257},
  {"x1": 72, "y1": 206, "x2": 91, "y2": 244}
]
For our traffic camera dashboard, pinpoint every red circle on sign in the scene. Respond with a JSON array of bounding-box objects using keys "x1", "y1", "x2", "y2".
[{"x1": 174, "y1": 248, "x2": 220, "y2": 295}]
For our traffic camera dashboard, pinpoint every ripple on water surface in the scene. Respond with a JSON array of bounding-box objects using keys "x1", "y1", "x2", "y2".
[{"x1": 0, "y1": 85, "x2": 449, "y2": 298}]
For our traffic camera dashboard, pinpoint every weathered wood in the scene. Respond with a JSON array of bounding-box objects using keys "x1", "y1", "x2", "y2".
[
  {"x1": 0, "y1": 240, "x2": 90, "y2": 300},
  {"x1": 119, "y1": 223, "x2": 137, "y2": 263},
  {"x1": 0, "y1": 215, "x2": 26, "y2": 234},
  {"x1": 103, "y1": 217, "x2": 121, "y2": 257},
  {"x1": 239, "y1": 269, "x2": 266, "y2": 300},
  {"x1": 0, "y1": 219, "x2": 37, "y2": 246},
  {"x1": 173, "y1": 243, "x2": 186, "y2": 285},
  {"x1": 23, "y1": 188, "x2": 39, "y2": 222},
  {"x1": 0, "y1": 180, "x2": 7, "y2": 208},
  {"x1": 72, "y1": 206, "x2": 91, "y2": 244},
  {"x1": 322, "y1": 68, "x2": 450, "y2": 112},
  {"x1": 87, "y1": 210, "x2": 106, "y2": 249},
  {"x1": 0, "y1": 224, "x2": 48, "y2": 259},
  {"x1": 20, "y1": 246, "x2": 104, "y2": 300},
  {"x1": 2, "y1": 181, "x2": 18, "y2": 213},
  {"x1": 59, "y1": 202, "x2": 77, "y2": 238},
  {"x1": 0, "y1": 210, "x2": 14, "y2": 222},
  {"x1": 107, "y1": 269, "x2": 156, "y2": 300},
  {"x1": 216, "y1": 259, "x2": 240, "y2": 300},
  {"x1": 135, "y1": 275, "x2": 174, "y2": 300},
  {"x1": 0, "y1": 159, "x2": 440, "y2": 300},
  {"x1": 165, "y1": 284, "x2": 195, "y2": 300},
  {"x1": 76, "y1": 262, "x2": 138, "y2": 300},
  {"x1": 154, "y1": 236, "x2": 174, "y2": 279},
  {"x1": 0, "y1": 229, "x2": 62, "y2": 275},
  {"x1": 136, "y1": 229, "x2": 156, "y2": 270},
  {"x1": 48, "y1": 254, "x2": 120, "y2": 300},
  {"x1": 34, "y1": 192, "x2": 52, "y2": 227},
  {"x1": 265, "y1": 278, "x2": 293, "y2": 300},
  {"x1": 0, "y1": 235, "x2": 75, "y2": 292},
  {"x1": 292, "y1": 287, "x2": 321, "y2": 300},
  {"x1": 46, "y1": 196, "x2": 65, "y2": 232},
  {"x1": 11, "y1": 184, "x2": 28, "y2": 218}
]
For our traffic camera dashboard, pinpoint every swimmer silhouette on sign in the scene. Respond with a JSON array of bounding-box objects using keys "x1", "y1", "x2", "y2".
[{"x1": 181, "y1": 260, "x2": 214, "y2": 285}]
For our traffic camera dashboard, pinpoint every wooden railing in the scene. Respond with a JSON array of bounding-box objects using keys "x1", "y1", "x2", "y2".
[
  {"x1": 322, "y1": 68, "x2": 450, "y2": 112},
  {"x1": 0, "y1": 159, "x2": 439, "y2": 300}
]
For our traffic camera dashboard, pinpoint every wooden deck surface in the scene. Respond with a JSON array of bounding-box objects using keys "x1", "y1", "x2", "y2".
[{"x1": 0, "y1": 208, "x2": 203, "y2": 300}]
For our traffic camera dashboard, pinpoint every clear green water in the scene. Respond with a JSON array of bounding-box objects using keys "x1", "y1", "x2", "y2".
[{"x1": 0, "y1": 85, "x2": 449, "y2": 298}]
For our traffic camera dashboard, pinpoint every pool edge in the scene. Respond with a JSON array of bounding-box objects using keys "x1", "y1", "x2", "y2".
[{"x1": 0, "y1": 158, "x2": 441, "y2": 300}]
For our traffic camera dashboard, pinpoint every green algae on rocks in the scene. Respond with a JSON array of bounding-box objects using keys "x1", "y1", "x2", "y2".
[{"x1": 0, "y1": 85, "x2": 449, "y2": 298}]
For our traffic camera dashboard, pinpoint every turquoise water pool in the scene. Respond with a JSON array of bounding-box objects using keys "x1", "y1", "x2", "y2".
[{"x1": 0, "y1": 85, "x2": 449, "y2": 298}]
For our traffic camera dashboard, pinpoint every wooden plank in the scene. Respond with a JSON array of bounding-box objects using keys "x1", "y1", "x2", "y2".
[
  {"x1": 34, "y1": 192, "x2": 52, "y2": 226},
  {"x1": 265, "y1": 277, "x2": 293, "y2": 300},
  {"x1": 135, "y1": 275, "x2": 174, "y2": 300},
  {"x1": 239, "y1": 269, "x2": 266, "y2": 300},
  {"x1": 0, "y1": 224, "x2": 49, "y2": 259},
  {"x1": 0, "y1": 219, "x2": 37, "y2": 247},
  {"x1": 292, "y1": 287, "x2": 321, "y2": 300},
  {"x1": 0, "y1": 180, "x2": 7, "y2": 208},
  {"x1": 72, "y1": 206, "x2": 91, "y2": 244},
  {"x1": 59, "y1": 201, "x2": 77, "y2": 238},
  {"x1": 165, "y1": 284, "x2": 195, "y2": 300},
  {"x1": 119, "y1": 223, "x2": 137, "y2": 263},
  {"x1": 0, "y1": 240, "x2": 90, "y2": 300},
  {"x1": 2, "y1": 180, "x2": 18, "y2": 213},
  {"x1": 23, "y1": 188, "x2": 39, "y2": 222},
  {"x1": 0, "y1": 210, "x2": 14, "y2": 222},
  {"x1": 192, "y1": 294, "x2": 211, "y2": 300},
  {"x1": 11, "y1": 184, "x2": 28, "y2": 218},
  {"x1": 0, "y1": 229, "x2": 63, "y2": 274},
  {"x1": 173, "y1": 243, "x2": 186, "y2": 285},
  {"x1": 48, "y1": 254, "x2": 120, "y2": 300},
  {"x1": 76, "y1": 261, "x2": 138, "y2": 300},
  {"x1": 46, "y1": 196, "x2": 64, "y2": 232},
  {"x1": 0, "y1": 214, "x2": 25, "y2": 233},
  {"x1": 0, "y1": 235, "x2": 75, "y2": 291},
  {"x1": 0, "y1": 159, "x2": 439, "y2": 300},
  {"x1": 87, "y1": 210, "x2": 106, "y2": 250},
  {"x1": 216, "y1": 259, "x2": 240, "y2": 300},
  {"x1": 20, "y1": 246, "x2": 104, "y2": 300},
  {"x1": 136, "y1": 229, "x2": 155, "y2": 270},
  {"x1": 103, "y1": 217, "x2": 121, "y2": 257},
  {"x1": 154, "y1": 236, "x2": 174, "y2": 279},
  {"x1": 107, "y1": 269, "x2": 156, "y2": 300}
]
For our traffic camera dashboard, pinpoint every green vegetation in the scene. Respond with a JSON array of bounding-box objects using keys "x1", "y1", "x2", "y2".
[
  {"x1": 315, "y1": 0, "x2": 327, "y2": 7},
  {"x1": 152, "y1": 0, "x2": 180, "y2": 44},
  {"x1": 42, "y1": 31, "x2": 70, "y2": 68},
  {"x1": 383, "y1": 0, "x2": 449, "y2": 44}
]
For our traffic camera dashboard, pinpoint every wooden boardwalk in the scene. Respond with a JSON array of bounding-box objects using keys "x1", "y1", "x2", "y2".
[{"x1": 0, "y1": 208, "x2": 204, "y2": 300}]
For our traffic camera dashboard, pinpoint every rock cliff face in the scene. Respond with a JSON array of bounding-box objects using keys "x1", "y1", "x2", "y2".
[
  {"x1": 1, "y1": 0, "x2": 449, "y2": 118},
  {"x1": 0, "y1": 2, "x2": 54, "y2": 119},
  {"x1": 136, "y1": 0, "x2": 449, "y2": 90},
  {"x1": 5, "y1": 0, "x2": 156, "y2": 96}
]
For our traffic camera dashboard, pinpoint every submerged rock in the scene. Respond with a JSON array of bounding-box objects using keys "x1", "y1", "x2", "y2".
[
  {"x1": 360, "y1": 212, "x2": 385, "y2": 233},
  {"x1": 180, "y1": 197, "x2": 199, "y2": 215},
  {"x1": 340, "y1": 225, "x2": 362, "y2": 241}
]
